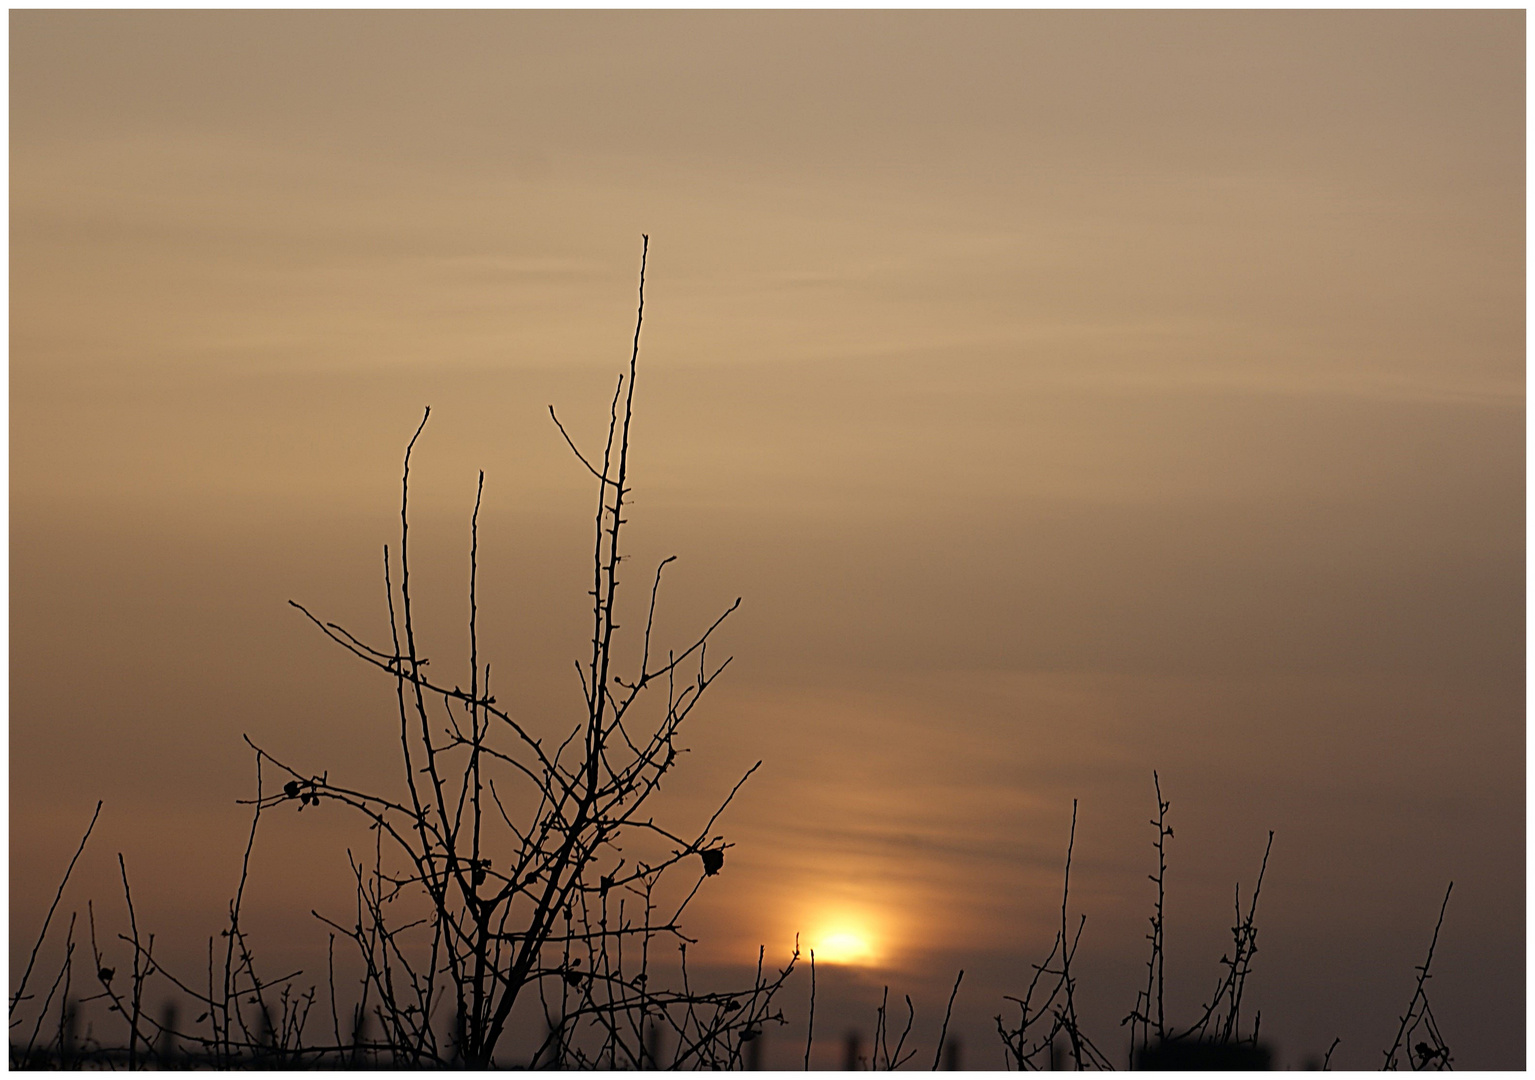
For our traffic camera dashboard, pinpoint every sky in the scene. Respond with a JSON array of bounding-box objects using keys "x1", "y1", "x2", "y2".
[{"x1": 9, "y1": 10, "x2": 1525, "y2": 1069}]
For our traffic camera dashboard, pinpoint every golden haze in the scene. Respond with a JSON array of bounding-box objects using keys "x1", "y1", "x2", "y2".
[{"x1": 9, "y1": 11, "x2": 1524, "y2": 1068}]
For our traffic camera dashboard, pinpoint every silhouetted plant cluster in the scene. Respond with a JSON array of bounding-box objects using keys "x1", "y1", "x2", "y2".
[
  {"x1": 991, "y1": 775, "x2": 1452, "y2": 1072},
  {"x1": 996, "y1": 801, "x2": 1116, "y2": 1070},
  {"x1": 995, "y1": 778, "x2": 1279, "y2": 1071}
]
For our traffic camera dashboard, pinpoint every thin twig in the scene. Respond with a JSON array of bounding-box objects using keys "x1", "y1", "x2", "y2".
[
  {"x1": 11, "y1": 800, "x2": 102, "y2": 1019},
  {"x1": 932, "y1": 969, "x2": 964, "y2": 1070},
  {"x1": 804, "y1": 949, "x2": 815, "y2": 1070}
]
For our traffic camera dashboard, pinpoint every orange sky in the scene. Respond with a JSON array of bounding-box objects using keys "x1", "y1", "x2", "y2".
[{"x1": 10, "y1": 11, "x2": 1524, "y2": 1068}]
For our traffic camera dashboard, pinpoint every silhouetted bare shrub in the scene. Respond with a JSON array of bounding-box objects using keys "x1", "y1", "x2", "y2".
[{"x1": 11, "y1": 237, "x2": 796, "y2": 1069}]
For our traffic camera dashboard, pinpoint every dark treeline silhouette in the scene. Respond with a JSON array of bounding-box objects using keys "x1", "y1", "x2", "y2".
[{"x1": 9, "y1": 240, "x2": 1457, "y2": 1071}]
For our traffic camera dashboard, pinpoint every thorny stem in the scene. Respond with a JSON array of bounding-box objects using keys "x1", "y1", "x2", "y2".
[{"x1": 1383, "y1": 882, "x2": 1454, "y2": 1071}]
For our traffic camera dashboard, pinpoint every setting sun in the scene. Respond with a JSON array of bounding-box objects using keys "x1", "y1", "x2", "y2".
[{"x1": 807, "y1": 917, "x2": 885, "y2": 967}]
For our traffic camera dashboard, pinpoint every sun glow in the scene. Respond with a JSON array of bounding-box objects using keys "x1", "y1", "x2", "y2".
[{"x1": 807, "y1": 919, "x2": 882, "y2": 967}]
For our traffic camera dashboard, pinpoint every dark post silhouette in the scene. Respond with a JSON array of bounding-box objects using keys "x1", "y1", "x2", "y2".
[
  {"x1": 942, "y1": 1035, "x2": 963, "y2": 1070},
  {"x1": 843, "y1": 1029, "x2": 863, "y2": 1070}
]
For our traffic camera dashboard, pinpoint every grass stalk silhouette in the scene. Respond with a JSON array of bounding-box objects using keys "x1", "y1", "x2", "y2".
[{"x1": 10, "y1": 800, "x2": 100, "y2": 1026}]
